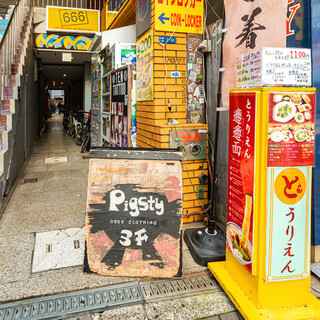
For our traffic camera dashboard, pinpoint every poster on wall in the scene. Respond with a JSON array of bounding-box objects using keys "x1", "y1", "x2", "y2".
[
  {"x1": 85, "y1": 150, "x2": 183, "y2": 278},
  {"x1": 110, "y1": 66, "x2": 132, "y2": 147},
  {"x1": 226, "y1": 92, "x2": 257, "y2": 274},
  {"x1": 265, "y1": 166, "x2": 311, "y2": 282},
  {"x1": 186, "y1": 34, "x2": 205, "y2": 124},
  {"x1": 137, "y1": 29, "x2": 153, "y2": 101},
  {"x1": 222, "y1": 0, "x2": 287, "y2": 109},
  {"x1": 136, "y1": 0, "x2": 151, "y2": 38},
  {"x1": 267, "y1": 92, "x2": 315, "y2": 167}
]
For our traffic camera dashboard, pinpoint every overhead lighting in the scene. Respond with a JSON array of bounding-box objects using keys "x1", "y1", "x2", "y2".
[
  {"x1": 63, "y1": 74, "x2": 67, "y2": 77},
  {"x1": 61, "y1": 82, "x2": 64, "y2": 84}
]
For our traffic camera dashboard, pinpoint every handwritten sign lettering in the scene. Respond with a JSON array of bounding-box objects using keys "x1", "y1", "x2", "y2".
[
  {"x1": 85, "y1": 151, "x2": 183, "y2": 277},
  {"x1": 236, "y1": 47, "x2": 311, "y2": 88}
]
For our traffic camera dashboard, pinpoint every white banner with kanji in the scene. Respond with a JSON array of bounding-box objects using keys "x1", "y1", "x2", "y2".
[{"x1": 221, "y1": 0, "x2": 287, "y2": 109}]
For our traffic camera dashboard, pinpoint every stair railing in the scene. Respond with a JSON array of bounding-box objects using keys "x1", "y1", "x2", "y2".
[{"x1": 0, "y1": 0, "x2": 32, "y2": 102}]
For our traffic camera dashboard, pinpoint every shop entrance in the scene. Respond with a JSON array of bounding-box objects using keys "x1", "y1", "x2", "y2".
[{"x1": 34, "y1": 49, "x2": 93, "y2": 147}]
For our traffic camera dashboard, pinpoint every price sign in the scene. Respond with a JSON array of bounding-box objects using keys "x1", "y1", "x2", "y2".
[{"x1": 46, "y1": 6, "x2": 100, "y2": 33}]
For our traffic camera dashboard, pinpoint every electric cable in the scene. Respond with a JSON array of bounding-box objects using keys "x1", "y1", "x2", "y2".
[{"x1": 205, "y1": 0, "x2": 222, "y2": 21}]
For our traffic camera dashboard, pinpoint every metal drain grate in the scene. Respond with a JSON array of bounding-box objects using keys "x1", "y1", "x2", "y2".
[
  {"x1": 140, "y1": 273, "x2": 220, "y2": 302},
  {"x1": 0, "y1": 282, "x2": 143, "y2": 320},
  {"x1": 22, "y1": 178, "x2": 38, "y2": 184},
  {"x1": 0, "y1": 274, "x2": 220, "y2": 320}
]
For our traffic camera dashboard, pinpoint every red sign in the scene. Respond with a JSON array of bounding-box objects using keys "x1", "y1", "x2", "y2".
[
  {"x1": 267, "y1": 92, "x2": 315, "y2": 167},
  {"x1": 226, "y1": 92, "x2": 256, "y2": 274}
]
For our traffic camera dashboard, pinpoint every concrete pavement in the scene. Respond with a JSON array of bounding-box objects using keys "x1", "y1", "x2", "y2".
[{"x1": 0, "y1": 113, "x2": 319, "y2": 319}]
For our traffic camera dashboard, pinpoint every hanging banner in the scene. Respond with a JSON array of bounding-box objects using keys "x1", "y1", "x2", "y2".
[
  {"x1": 226, "y1": 92, "x2": 257, "y2": 274},
  {"x1": 311, "y1": 0, "x2": 320, "y2": 246},
  {"x1": 154, "y1": 0, "x2": 203, "y2": 34},
  {"x1": 137, "y1": 29, "x2": 153, "y2": 101},
  {"x1": 46, "y1": 6, "x2": 100, "y2": 33},
  {"x1": 287, "y1": 0, "x2": 311, "y2": 48},
  {"x1": 267, "y1": 91, "x2": 315, "y2": 167},
  {"x1": 265, "y1": 166, "x2": 311, "y2": 282},
  {"x1": 222, "y1": 0, "x2": 287, "y2": 109}
]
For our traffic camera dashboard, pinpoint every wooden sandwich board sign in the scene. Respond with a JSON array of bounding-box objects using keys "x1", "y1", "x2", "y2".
[{"x1": 84, "y1": 149, "x2": 183, "y2": 278}]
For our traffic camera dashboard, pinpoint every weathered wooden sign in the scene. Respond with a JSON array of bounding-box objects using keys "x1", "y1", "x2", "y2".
[{"x1": 85, "y1": 149, "x2": 183, "y2": 278}]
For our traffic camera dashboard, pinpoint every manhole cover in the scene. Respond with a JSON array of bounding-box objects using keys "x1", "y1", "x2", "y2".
[
  {"x1": 32, "y1": 227, "x2": 85, "y2": 273},
  {"x1": 22, "y1": 178, "x2": 38, "y2": 184},
  {"x1": 44, "y1": 157, "x2": 68, "y2": 164}
]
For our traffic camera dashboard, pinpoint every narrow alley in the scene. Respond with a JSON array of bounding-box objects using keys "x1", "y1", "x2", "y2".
[{"x1": 0, "y1": 114, "x2": 239, "y2": 319}]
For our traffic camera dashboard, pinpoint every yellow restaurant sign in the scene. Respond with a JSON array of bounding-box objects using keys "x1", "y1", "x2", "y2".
[
  {"x1": 154, "y1": 0, "x2": 203, "y2": 34},
  {"x1": 46, "y1": 6, "x2": 100, "y2": 33}
]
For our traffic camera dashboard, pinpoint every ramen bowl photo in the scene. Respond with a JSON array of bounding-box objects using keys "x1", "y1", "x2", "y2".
[
  {"x1": 271, "y1": 130, "x2": 283, "y2": 143},
  {"x1": 273, "y1": 101, "x2": 296, "y2": 123},
  {"x1": 295, "y1": 129, "x2": 307, "y2": 143},
  {"x1": 226, "y1": 222, "x2": 253, "y2": 265}
]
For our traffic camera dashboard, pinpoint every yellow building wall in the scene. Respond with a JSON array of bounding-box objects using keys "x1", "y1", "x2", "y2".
[{"x1": 103, "y1": 0, "x2": 209, "y2": 223}]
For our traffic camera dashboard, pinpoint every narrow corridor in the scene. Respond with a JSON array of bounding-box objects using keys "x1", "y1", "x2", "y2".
[
  {"x1": 0, "y1": 113, "x2": 138, "y2": 302},
  {"x1": 0, "y1": 113, "x2": 207, "y2": 303}
]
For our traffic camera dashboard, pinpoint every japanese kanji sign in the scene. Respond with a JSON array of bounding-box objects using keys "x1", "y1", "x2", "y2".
[
  {"x1": 222, "y1": 0, "x2": 287, "y2": 109},
  {"x1": 265, "y1": 166, "x2": 311, "y2": 282},
  {"x1": 137, "y1": 29, "x2": 153, "y2": 101},
  {"x1": 226, "y1": 92, "x2": 257, "y2": 274},
  {"x1": 154, "y1": 0, "x2": 203, "y2": 34}
]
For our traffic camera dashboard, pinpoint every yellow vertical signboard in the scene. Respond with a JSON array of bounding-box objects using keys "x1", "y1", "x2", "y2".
[
  {"x1": 208, "y1": 87, "x2": 320, "y2": 320},
  {"x1": 46, "y1": 6, "x2": 100, "y2": 33},
  {"x1": 136, "y1": 30, "x2": 153, "y2": 101},
  {"x1": 154, "y1": 0, "x2": 203, "y2": 34}
]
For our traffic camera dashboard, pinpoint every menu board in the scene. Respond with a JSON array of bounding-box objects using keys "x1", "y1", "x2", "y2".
[
  {"x1": 236, "y1": 48, "x2": 312, "y2": 88},
  {"x1": 226, "y1": 92, "x2": 256, "y2": 274},
  {"x1": 265, "y1": 166, "x2": 311, "y2": 282},
  {"x1": 267, "y1": 92, "x2": 315, "y2": 167}
]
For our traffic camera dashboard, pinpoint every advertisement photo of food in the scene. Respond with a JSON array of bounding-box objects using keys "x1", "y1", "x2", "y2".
[
  {"x1": 268, "y1": 92, "x2": 315, "y2": 143},
  {"x1": 227, "y1": 222, "x2": 253, "y2": 265}
]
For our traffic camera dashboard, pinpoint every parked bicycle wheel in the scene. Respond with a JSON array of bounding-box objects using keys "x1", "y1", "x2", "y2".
[{"x1": 80, "y1": 134, "x2": 90, "y2": 153}]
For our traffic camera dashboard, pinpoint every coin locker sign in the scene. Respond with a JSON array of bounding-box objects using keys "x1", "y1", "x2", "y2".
[
  {"x1": 46, "y1": 6, "x2": 100, "y2": 33},
  {"x1": 155, "y1": 0, "x2": 203, "y2": 34}
]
